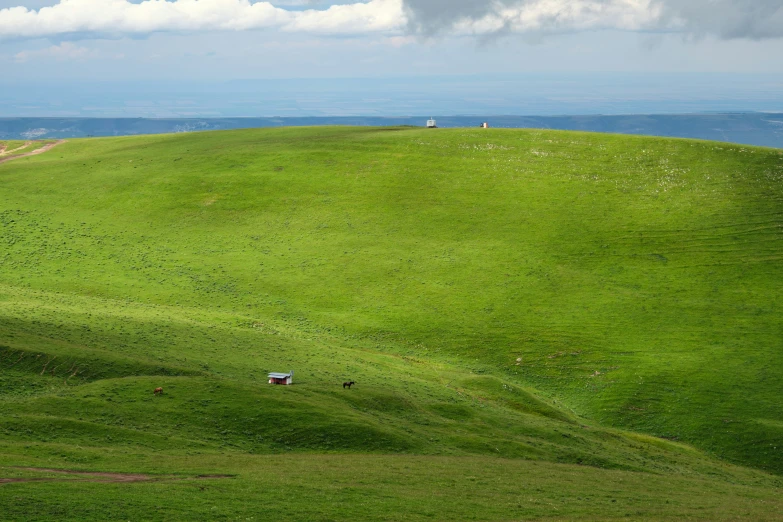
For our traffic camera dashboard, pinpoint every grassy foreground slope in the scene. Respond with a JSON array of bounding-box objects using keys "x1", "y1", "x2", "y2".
[{"x1": 0, "y1": 127, "x2": 782, "y2": 520}]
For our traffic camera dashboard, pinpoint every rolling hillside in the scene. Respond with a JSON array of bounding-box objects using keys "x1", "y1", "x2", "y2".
[{"x1": 1, "y1": 127, "x2": 782, "y2": 521}]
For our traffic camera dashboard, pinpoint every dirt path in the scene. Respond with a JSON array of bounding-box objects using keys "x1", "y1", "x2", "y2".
[
  {"x1": 14, "y1": 467, "x2": 155, "y2": 483},
  {"x1": 0, "y1": 141, "x2": 33, "y2": 156},
  {"x1": 1, "y1": 467, "x2": 233, "y2": 485},
  {"x1": 0, "y1": 140, "x2": 66, "y2": 165},
  {"x1": 0, "y1": 478, "x2": 60, "y2": 484}
]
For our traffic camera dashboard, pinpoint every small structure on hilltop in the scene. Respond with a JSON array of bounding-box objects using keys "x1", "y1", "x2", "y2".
[
  {"x1": 268, "y1": 370, "x2": 293, "y2": 385},
  {"x1": 480, "y1": 122, "x2": 489, "y2": 128},
  {"x1": 426, "y1": 117, "x2": 437, "y2": 128}
]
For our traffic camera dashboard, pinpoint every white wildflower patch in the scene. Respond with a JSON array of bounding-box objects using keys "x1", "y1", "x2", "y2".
[{"x1": 458, "y1": 143, "x2": 513, "y2": 152}]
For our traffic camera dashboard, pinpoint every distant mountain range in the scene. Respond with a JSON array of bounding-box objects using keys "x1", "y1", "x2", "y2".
[{"x1": 1, "y1": 113, "x2": 781, "y2": 148}]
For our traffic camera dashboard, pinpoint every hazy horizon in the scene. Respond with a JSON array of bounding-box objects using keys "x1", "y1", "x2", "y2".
[
  {"x1": 2, "y1": 72, "x2": 783, "y2": 119},
  {"x1": 4, "y1": 1, "x2": 783, "y2": 120},
  {"x1": 3, "y1": 113, "x2": 782, "y2": 149}
]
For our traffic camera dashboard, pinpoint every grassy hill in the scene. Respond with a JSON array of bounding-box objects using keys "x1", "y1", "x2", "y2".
[{"x1": 0, "y1": 127, "x2": 782, "y2": 520}]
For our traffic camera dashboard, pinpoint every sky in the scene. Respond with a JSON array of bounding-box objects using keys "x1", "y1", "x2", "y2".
[{"x1": 1, "y1": 1, "x2": 783, "y2": 116}]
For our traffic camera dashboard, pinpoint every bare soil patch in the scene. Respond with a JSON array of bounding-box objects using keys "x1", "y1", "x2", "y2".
[
  {"x1": 0, "y1": 467, "x2": 233, "y2": 485},
  {"x1": 0, "y1": 478, "x2": 57, "y2": 484},
  {"x1": 10, "y1": 467, "x2": 156, "y2": 483},
  {"x1": 0, "y1": 140, "x2": 66, "y2": 165},
  {"x1": 0, "y1": 141, "x2": 33, "y2": 156}
]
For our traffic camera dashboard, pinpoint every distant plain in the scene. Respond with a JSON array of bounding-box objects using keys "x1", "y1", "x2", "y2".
[{"x1": 1, "y1": 112, "x2": 782, "y2": 148}]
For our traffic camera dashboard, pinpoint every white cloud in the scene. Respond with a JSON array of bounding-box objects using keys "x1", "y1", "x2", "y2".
[
  {"x1": 450, "y1": 0, "x2": 662, "y2": 36},
  {"x1": 285, "y1": 0, "x2": 403, "y2": 33},
  {"x1": 0, "y1": 0, "x2": 406, "y2": 39},
  {"x1": 403, "y1": 0, "x2": 783, "y2": 40},
  {"x1": 1, "y1": 0, "x2": 780, "y2": 41},
  {"x1": 655, "y1": 0, "x2": 783, "y2": 40}
]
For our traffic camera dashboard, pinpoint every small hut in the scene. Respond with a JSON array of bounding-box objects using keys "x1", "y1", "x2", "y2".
[
  {"x1": 268, "y1": 370, "x2": 293, "y2": 385},
  {"x1": 426, "y1": 118, "x2": 437, "y2": 128}
]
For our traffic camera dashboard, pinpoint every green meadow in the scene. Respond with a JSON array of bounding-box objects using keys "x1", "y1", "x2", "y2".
[{"x1": 0, "y1": 127, "x2": 782, "y2": 520}]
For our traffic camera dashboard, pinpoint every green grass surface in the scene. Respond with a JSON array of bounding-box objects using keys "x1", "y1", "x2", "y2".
[
  {"x1": 1, "y1": 128, "x2": 782, "y2": 520},
  {"x1": 1, "y1": 452, "x2": 781, "y2": 522}
]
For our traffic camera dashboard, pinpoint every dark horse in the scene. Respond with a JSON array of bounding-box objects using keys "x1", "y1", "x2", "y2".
[{"x1": 343, "y1": 381, "x2": 355, "y2": 389}]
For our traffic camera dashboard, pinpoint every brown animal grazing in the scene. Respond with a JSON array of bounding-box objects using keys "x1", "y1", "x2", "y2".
[
  {"x1": 343, "y1": 381, "x2": 355, "y2": 389},
  {"x1": 154, "y1": 387, "x2": 163, "y2": 395}
]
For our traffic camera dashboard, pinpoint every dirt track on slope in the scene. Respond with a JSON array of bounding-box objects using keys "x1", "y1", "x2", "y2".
[
  {"x1": 0, "y1": 467, "x2": 233, "y2": 485},
  {"x1": 0, "y1": 140, "x2": 66, "y2": 165},
  {"x1": 0, "y1": 141, "x2": 33, "y2": 156},
  {"x1": 15, "y1": 467, "x2": 156, "y2": 482}
]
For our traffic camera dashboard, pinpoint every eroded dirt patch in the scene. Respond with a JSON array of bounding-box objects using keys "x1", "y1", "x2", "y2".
[
  {"x1": 16, "y1": 467, "x2": 154, "y2": 482},
  {"x1": 0, "y1": 478, "x2": 57, "y2": 484},
  {"x1": 0, "y1": 141, "x2": 33, "y2": 157},
  {"x1": 0, "y1": 140, "x2": 66, "y2": 165},
  {"x1": 0, "y1": 467, "x2": 234, "y2": 485}
]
